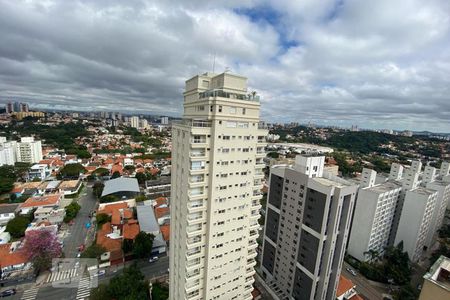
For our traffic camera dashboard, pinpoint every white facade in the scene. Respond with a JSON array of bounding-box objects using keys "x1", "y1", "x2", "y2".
[
  {"x1": 348, "y1": 180, "x2": 402, "y2": 261},
  {"x1": 170, "y1": 72, "x2": 267, "y2": 300},
  {"x1": 425, "y1": 180, "x2": 450, "y2": 247},
  {"x1": 394, "y1": 188, "x2": 437, "y2": 262},
  {"x1": 130, "y1": 116, "x2": 139, "y2": 129},
  {"x1": 17, "y1": 137, "x2": 43, "y2": 164}
]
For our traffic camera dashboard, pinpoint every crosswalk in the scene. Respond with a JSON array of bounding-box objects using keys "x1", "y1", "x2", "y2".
[
  {"x1": 76, "y1": 276, "x2": 92, "y2": 300},
  {"x1": 46, "y1": 268, "x2": 79, "y2": 283},
  {"x1": 21, "y1": 287, "x2": 39, "y2": 300}
]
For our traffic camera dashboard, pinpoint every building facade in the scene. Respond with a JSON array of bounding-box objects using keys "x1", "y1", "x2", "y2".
[
  {"x1": 170, "y1": 72, "x2": 267, "y2": 300},
  {"x1": 17, "y1": 137, "x2": 43, "y2": 164},
  {"x1": 130, "y1": 116, "x2": 139, "y2": 129},
  {"x1": 260, "y1": 155, "x2": 358, "y2": 300}
]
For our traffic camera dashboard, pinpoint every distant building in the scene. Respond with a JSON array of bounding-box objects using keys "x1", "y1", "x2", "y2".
[
  {"x1": 17, "y1": 137, "x2": 43, "y2": 164},
  {"x1": 20, "y1": 103, "x2": 29, "y2": 112},
  {"x1": 145, "y1": 177, "x2": 171, "y2": 198},
  {"x1": 27, "y1": 164, "x2": 51, "y2": 181},
  {"x1": 0, "y1": 140, "x2": 16, "y2": 166},
  {"x1": 419, "y1": 255, "x2": 450, "y2": 300},
  {"x1": 13, "y1": 102, "x2": 21, "y2": 113},
  {"x1": 130, "y1": 116, "x2": 139, "y2": 129},
  {"x1": 160, "y1": 116, "x2": 169, "y2": 125},
  {"x1": 5, "y1": 102, "x2": 13, "y2": 114},
  {"x1": 261, "y1": 155, "x2": 358, "y2": 300}
]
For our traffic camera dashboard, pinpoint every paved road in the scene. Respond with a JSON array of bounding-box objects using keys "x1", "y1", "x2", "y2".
[
  {"x1": 63, "y1": 186, "x2": 98, "y2": 258},
  {"x1": 342, "y1": 262, "x2": 385, "y2": 300},
  {"x1": 12, "y1": 257, "x2": 169, "y2": 300}
]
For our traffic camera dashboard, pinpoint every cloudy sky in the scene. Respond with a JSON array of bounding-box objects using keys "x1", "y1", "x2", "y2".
[{"x1": 1, "y1": 0, "x2": 449, "y2": 132}]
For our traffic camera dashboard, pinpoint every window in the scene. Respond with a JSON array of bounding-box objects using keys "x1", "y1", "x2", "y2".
[
  {"x1": 237, "y1": 122, "x2": 249, "y2": 128},
  {"x1": 196, "y1": 105, "x2": 205, "y2": 111},
  {"x1": 210, "y1": 105, "x2": 213, "y2": 112},
  {"x1": 202, "y1": 80, "x2": 209, "y2": 88},
  {"x1": 219, "y1": 106, "x2": 222, "y2": 113},
  {"x1": 242, "y1": 108, "x2": 246, "y2": 115},
  {"x1": 226, "y1": 121, "x2": 237, "y2": 128},
  {"x1": 223, "y1": 135, "x2": 230, "y2": 140}
]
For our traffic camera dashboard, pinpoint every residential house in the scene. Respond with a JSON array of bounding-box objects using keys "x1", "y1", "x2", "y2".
[
  {"x1": 18, "y1": 193, "x2": 62, "y2": 215},
  {"x1": 0, "y1": 204, "x2": 19, "y2": 225}
]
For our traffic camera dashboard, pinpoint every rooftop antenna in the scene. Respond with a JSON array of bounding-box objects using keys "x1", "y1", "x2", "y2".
[{"x1": 212, "y1": 52, "x2": 216, "y2": 73}]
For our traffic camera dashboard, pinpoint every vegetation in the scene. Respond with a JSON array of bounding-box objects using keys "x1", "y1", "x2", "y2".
[
  {"x1": 100, "y1": 194, "x2": 120, "y2": 203},
  {"x1": 0, "y1": 163, "x2": 31, "y2": 194},
  {"x1": 96, "y1": 213, "x2": 111, "y2": 228},
  {"x1": 23, "y1": 230, "x2": 62, "y2": 273},
  {"x1": 135, "y1": 194, "x2": 147, "y2": 202},
  {"x1": 91, "y1": 264, "x2": 149, "y2": 300},
  {"x1": 5, "y1": 211, "x2": 34, "y2": 238},
  {"x1": 58, "y1": 163, "x2": 86, "y2": 179},
  {"x1": 80, "y1": 244, "x2": 106, "y2": 259},
  {"x1": 93, "y1": 182, "x2": 105, "y2": 198},
  {"x1": 151, "y1": 282, "x2": 169, "y2": 300},
  {"x1": 93, "y1": 168, "x2": 109, "y2": 177},
  {"x1": 111, "y1": 171, "x2": 121, "y2": 179},
  {"x1": 267, "y1": 151, "x2": 279, "y2": 158},
  {"x1": 430, "y1": 220, "x2": 450, "y2": 265},
  {"x1": 64, "y1": 201, "x2": 81, "y2": 223}
]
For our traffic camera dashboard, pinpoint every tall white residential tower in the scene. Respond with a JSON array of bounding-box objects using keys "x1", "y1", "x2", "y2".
[{"x1": 170, "y1": 72, "x2": 268, "y2": 300}]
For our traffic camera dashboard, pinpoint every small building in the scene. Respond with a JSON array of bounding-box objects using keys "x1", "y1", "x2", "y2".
[
  {"x1": 0, "y1": 243, "x2": 32, "y2": 279},
  {"x1": 419, "y1": 255, "x2": 450, "y2": 300},
  {"x1": 0, "y1": 204, "x2": 19, "y2": 225},
  {"x1": 136, "y1": 205, "x2": 160, "y2": 236},
  {"x1": 101, "y1": 177, "x2": 139, "y2": 200},
  {"x1": 18, "y1": 193, "x2": 62, "y2": 215},
  {"x1": 336, "y1": 275, "x2": 363, "y2": 300},
  {"x1": 34, "y1": 207, "x2": 66, "y2": 224},
  {"x1": 59, "y1": 179, "x2": 82, "y2": 196},
  {"x1": 27, "y1": 164, "x2": 51, "y2": 181},
  {"x1": 145, "y1": 177, "x2": 171, "y2": 198}
]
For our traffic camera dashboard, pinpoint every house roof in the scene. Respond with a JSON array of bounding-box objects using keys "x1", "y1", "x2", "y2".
[
  {"x1": 123, "y1": 223, "x2": 140, "y2": 240},
  {"x1": 0, "y1": 244, "x2": 29, "y2": 269},
  {"x1": 136, "y1": 205, "x2": 159, "y2": 233},
  {"x1": 96, "y1": 222, "x2": 122, "y2": 253},
  {"x1": 101, "y1": 177, "x2": 139, "y2": 197},
  {"x1": 0, "y1": 204, "x2": 19, "y2": 214},
  {"x1": 59, "y1": 180, "x2": 80, "y2": 189},
  {"x1": 160, "y1": 224, "x2": 170, "y2": 241},
  {"x1": 336, "y1": 275, "x2": 355, "y2": 297},
  {"x1": 155, "y1": 207, "x2": 170, "y2": 219},
  {"x1": 20, "y1": 194, "x2": 61, "y2": 209}
]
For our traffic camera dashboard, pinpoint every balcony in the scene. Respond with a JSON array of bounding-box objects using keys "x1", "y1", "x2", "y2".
[
  {"x1": 258, "y1": 122, "x2": 268, "y2": 129},
  {"x1": 254, "y1": 172, "x2": 264, "y2": 179},
  {"x1": 248, "y1": 250, "x2": 257, "y2": 259},
  {"x1": 187, "y1": 224, "x2": 204, "y2": 237},
  {"x1": 190, "y1": 150, "x2": 206, "y2": 159},
  {"x1": 249, "y1": 230, "x2": 258, "y2": 238},
  {"x1": 244, "y1": 285, "x2": 253, "y2": 293},
  {"x1": 249, "y1": 222, "x2": 260, "y2": 231},
  {"x1": 185, "y1": 280, "x2": 200, "y2": 294},
  {"x1": 199, "y1": 89, "x2": 260, "y2": 102},
  {"x1": 248, "y1": 241, "x2": 258, "y2": 250},
  {"x1": 187, "y1": 213, "x2": 205, "y2": 225},
  {"x1": 186, "y1": 247, "x2": 202, "y2": 259},
  {"x1": 187, "y1": 202, "x2": 206, "y2": 213},
  {"x1": 246, "y1": 268, "x2": 256, "y2": 277},
  {"x1": 175, "y1": 119, "x2": 212, "y2": 128}
]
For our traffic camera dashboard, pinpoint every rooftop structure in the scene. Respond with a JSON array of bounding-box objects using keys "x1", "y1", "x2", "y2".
[
  {"x1": 419, "y1": 255, "x2": 450, "y2": 300},
  {"x1": 101, "y1": 177, "x2": 139, "y2": 198}
]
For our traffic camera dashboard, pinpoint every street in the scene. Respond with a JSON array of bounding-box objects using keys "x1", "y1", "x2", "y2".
[
  {"x1": 341, "y1": 262, "x2": 385, "y2": 300},
  {"x1": 12, "y1": 257, "x2": 169, "y2": 300}
]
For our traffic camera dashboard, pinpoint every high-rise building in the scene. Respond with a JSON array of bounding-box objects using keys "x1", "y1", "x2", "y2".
[
  {"x1": 347, "y1": 173, "x2": 402, "y2": 261},
  {"x1": 140, "y1": 118, "x2": 148, "y2": 129},
  {"x1": 170, "y1": 72, "x2": 267, "y2": 300},
  {"x1": 17, "y1": 137, "x2": 43, "y2": 164},
  {"x1": 260, "y1": 155, "x2": 358, "y2": 300},
  {"x1": 20, "y1": 103, "x2": 29, "y2": 112},
  {"x1": 161, "y1": 116, "x2": 169, "y2": 125},
  {"x1": 5, "y1": 102, "x2": 13, "y2": 114},
  {"x1": 13, "y1": 102, "x2": 21, "y2": 113},
  {"x1": 130, "y1": 116, "x2": 139, "y2": 129}
]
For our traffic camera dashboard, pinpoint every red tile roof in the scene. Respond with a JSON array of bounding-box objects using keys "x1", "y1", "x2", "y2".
[
  {"x1": 154, "y1": 197, "x2": 167, "y2": 207},
  {"x1": 160, "y1": 224, "x2": 170, "y2": 241},
  {"x1": 0, "y1": 244, "x2": 29, "y2": 269},
  {"x1": 96, "y1": 223, "x2": 122, "y2": 253},
  {"x1": 20, "y1": 194, "x2": 61, "y2": 208},
  {"x1": 155, "y1": 207, "x2": 169, "y2": 219},
  {"x1": 123, "y1": 223, "x2": 140, "y2": 240},
  {"x1": 336, "y1": 275, "x2": 355, "y2": 297}
]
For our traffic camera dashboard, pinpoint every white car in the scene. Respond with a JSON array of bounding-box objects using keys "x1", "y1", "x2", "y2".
[
  {"x1": 346, "y1": 267, "x2": 357, "y2": 276},
  {"x1": 149, "y1": 256, "x2": 159, "y2": 263}
]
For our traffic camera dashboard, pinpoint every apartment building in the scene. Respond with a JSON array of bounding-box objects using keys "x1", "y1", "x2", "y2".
[
  {"x1": 260, "y1": 155, "x2": 358, "y2": 300},
  {"x1": 425, "y1": 178, "x2": 450, "y2": 247},
  {"x1": 418, "y1": 255, "x2": 450, "y2": 300},
  {"x1": 347, "y1": 174, "x2": 402, "y2": 261},
  {"x1": 170, "y1": 72, "x2": 267, "y2": 300},
  {"x1": 394, "y1": 187, "x2": 437, "y2": 262},
  {"x1": 130, "y1": 116, "x2": 139, "y2": 129},
  {"x1": 17, "y1": 137, "x2": 43, "y2": 164}
]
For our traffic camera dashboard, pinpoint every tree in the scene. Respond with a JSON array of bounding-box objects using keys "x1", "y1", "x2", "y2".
[
  {"x1": 100, "y1": 195, "x2": 119, "y2": 203},
  {"x1": 267, "y1": 152, "x2": 279, "y2": 158},
  {"x1": 91, "y1": 264, "x2": 149, "y2": 300},
  {"x1": 152, "y1": 282, "x2": 169, "y2": 300},
  {"x1": 96, "y1": 213, "x2": 111, "y2": 228},
  {"x1": 58, "y1": 163, "x2": 86, "y2": 179},
  {"x1": 80, "y1": 244, "x2": 106, "y2": 259},
  {"x1": 135, "y1": 172, "x2": 147, "y2": 185},
  {"x1": 23, "y1": 230, "x2": 62, "y2": 273},
  {"x1": 64, "y1": 201, "x2": 81, "y2": 223},
  {"x1": 6, "y1": 215, "x2": 30, "y2": 238},
  {"x1": 122, "y1": 239, "x2": 134, "y2": 254},
  {"x1": 135, "y1": 194, "x2": 147, "y2": 202},
  {"x1": 363, "y1": 249, "x2": 380, "y2": 264},
  {"x1": 0, "y1": 165, "x2": 16, "y2": 194},
  {"x1": 132, "y1": 232, "x2": 154, "y2": 259},
  {"x1": 111, "y1": 171, "x2": 121, "y2": 179},
  {"x1": 93, "y1": 168, "x2": 109, "y2": 177},
  {"x1": 93, "y1": 182, "x2": 105, "y2": 198}
]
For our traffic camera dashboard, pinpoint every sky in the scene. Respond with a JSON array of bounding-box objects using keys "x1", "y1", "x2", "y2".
[{"x1": 0, "y1": 0, "x2": 449, "y2": 132}]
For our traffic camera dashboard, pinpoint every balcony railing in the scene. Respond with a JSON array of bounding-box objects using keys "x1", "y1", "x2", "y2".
[
  {"x1": 174, "y1": 119, "x2": 212, "y2": 127},
  {"x1": 199, "y1": 89, "x2": 260, "y2": 102},
  {"x1": 258, "y1": 122, "x2": 268, "y2": 129}
]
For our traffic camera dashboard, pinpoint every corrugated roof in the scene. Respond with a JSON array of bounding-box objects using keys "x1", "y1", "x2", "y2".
[
  {"x1": 136, "y1": 205, "x2": 159, "y2": 233},
  {"x1": 101, "y1": 177, "x2": 139, "y2": 197}
]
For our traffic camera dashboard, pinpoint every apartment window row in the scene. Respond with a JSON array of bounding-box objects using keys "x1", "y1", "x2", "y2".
[
  {"x1": 219, "y1": 135, "x2": 254, "y2": 140},
  {"x1": 217, "y1": 147, "x2": 254, "y2": 153},
  {"x1": 216, "y1": 159, "x2": 252, "y2": 166}
]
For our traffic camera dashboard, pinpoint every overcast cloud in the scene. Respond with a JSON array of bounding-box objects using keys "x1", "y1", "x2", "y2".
[{"x1": 0, "y1": 0, "x2": 449, "y2": 132}]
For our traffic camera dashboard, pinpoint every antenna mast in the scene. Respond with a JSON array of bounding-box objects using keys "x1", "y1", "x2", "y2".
[{"x1": 212, "y1": 52, "x2": 216, "y2": 73}]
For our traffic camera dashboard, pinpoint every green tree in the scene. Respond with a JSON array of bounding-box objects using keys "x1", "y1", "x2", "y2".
[
  {"x1": 81, "y1": 244, "x2": 106, "y2": 259},
  {"x1": 152, "y1": 282, "x2": 169, "y2": 300},
  {"x1": 267, "y1": 152, "x2": 279, "y2": 158},
  {"x1": 93, "y1": 182, "x2": 105, "y2": 198},
  {"x1": 6, "y1": 215, "x2": 30, "y2": 238},
  {"x1": 0, "y1": 165, "x2": 16, "y2": 194},
  {"x1": 96, "y1": 213, "x2": 111, "y2": 228},
  {"x1": 91, "y1": 264, "x2": 149, "y2": 300},
  {"x1": 122, "y1": 239, "x2": 134, "y2": 254},
  {"x1": 111, "y1": 171, "x2": 121, "y2": 179},
  {"x1": 132, "y1": 232, "x2": 154, "y2": 259},
  {"x1": 135, "y1": 172, "x2": 147, "y2": 184},
  {"x1": 58, "y1": 163, "x2": 86, "y2": 179},
  {"x1": 100, "y1": 195, "x2": 119, "y2": 203},
  {"x1": 363, "y1": 249, "x2": 380, "y2": 264},
  {"x1": 93, "y1": 168, "x2": 109, "y2": 177},
  {"x1": 135, "y1": 194, "x2": 147, "y2": 202},
  {"x1": 64, "y1": 201, "x2": 81, "y2": 223}
]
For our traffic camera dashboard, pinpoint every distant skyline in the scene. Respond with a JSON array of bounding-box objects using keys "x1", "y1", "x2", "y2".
[{"x1": 0, "y1": 0, "x2": 449, "y2": 132}]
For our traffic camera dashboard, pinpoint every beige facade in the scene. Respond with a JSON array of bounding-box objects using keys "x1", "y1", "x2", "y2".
[
  {"x1": 418, "y1": 255, "x2": 450, "y2": 300},
  {"x1": 170, "y1": 72, "x2": 267, "y2": 300}
]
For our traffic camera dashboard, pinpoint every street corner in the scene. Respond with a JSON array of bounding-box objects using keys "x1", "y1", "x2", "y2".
[{"x1": 48, "y1": 258, "x2": 98, "y2": 289}]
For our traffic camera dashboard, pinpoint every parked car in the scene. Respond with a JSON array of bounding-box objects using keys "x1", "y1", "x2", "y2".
[
  {"x1": 346, "y1": 267, "x2": 357, "y2": 276},
  {"x1": 0, "y1": 289, "x2": 16, "y2": 297},
  {"x1": 149, "y1": 256, "x2": 159, "y2": 263}
]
